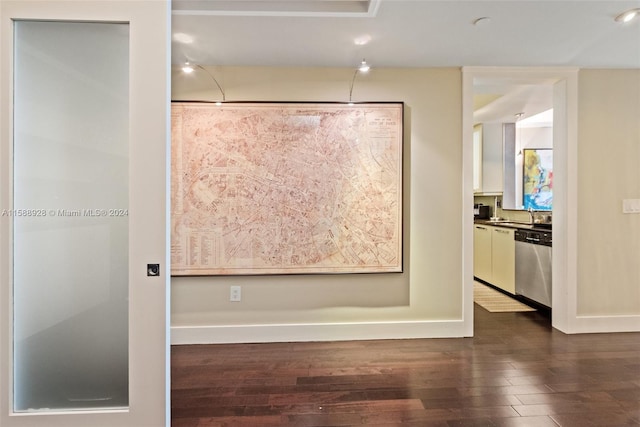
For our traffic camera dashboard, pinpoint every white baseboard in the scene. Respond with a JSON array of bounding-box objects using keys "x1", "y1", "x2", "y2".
[
  {"x1": 568, "y1": 315, "x2": 640, "y2": 334},
  {"x1": 171, "y1": 319, "x2": 469, "y2": 345}
]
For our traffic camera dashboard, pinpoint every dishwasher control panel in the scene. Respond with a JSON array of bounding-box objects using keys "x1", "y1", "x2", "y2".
[{"x1": 514, "y1": 229, "x2": 552, "y2": 247}]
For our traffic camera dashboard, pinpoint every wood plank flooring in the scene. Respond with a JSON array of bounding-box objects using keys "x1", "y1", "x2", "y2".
[{"x1": 171, "y1": 306, "x2": 640, "y2": 426}]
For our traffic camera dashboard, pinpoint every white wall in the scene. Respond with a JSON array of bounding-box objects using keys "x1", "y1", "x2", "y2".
[
  {"x1": 170, "y1": 66, "x2": 466, "y2": 343},
  {"x1": 577, "y1": 69, "x2": 640, "y2": 318},
  {"x1": 518, "y1": 126, "x2": 553, "y2": 151},
  {"x1": 514, "y1": 126, "x2": 553, "y2": 208}
]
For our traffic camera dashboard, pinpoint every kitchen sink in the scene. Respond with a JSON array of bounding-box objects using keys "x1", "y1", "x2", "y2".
[{"x1": 487, "y1": 221, "x2": 552, "y2": 230}]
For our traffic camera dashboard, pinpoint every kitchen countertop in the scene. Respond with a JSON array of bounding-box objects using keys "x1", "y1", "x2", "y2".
[{"x1": 474, "y1": 219, "x2": 552, "y2": 233}]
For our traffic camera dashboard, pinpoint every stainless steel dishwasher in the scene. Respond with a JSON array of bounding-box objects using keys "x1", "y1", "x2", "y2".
[{"x1": 514, "y1": 229, "x2": 552, "y2": 307}]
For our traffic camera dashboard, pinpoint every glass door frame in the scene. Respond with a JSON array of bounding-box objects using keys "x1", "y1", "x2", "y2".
[{"x1": 0, "y1": 1, "x2": 171, "y2": 425}]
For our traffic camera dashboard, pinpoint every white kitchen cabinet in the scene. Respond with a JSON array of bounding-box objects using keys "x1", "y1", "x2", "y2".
[
  {"x1": 473, "y1": 225, "x2": 492, "y2": 283},
  {"x1": 480, "y1": 123, "x2": 503, "y2": 194},
  {"x1": 474, "y1": 224, "x2": 516, "y2": 294},
  {"x1": 491, "y1": 227, "x2": 515, "y2": 294},
  {"x1": 474, "y1": 123, "x2": 516, "y2": 195},
  {"x1": 473, "y1": 125, "x2": 483, "y2": 193}
]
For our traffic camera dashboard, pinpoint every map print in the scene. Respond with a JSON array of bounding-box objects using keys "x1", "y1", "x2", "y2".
[{"x1": 171, "y1": 102, "x2": 403, "y2": 275}]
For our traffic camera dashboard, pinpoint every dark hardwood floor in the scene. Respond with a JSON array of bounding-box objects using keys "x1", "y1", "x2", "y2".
[{"x1": 171, "y1": 306, "x2": 640, "y2": 426}]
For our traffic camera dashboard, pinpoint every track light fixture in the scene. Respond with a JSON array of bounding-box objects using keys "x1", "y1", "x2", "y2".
[
  {"x1": 349, "y1": 59, "x2": 371, "y2": 104},
  {"x1": 182, "y1": 62, "x2": 226, "y2": 103},
  {"x1": 181, "y1": 62, "x2": 195, "y2": 73}
]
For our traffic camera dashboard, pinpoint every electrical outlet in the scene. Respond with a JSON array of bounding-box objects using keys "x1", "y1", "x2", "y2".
[{"x1": 230, "y1": 285, "x2": 242, "y2": 302}]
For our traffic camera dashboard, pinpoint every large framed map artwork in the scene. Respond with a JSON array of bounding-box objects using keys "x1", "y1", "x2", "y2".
[{"x1": 171, "y1": 102, "x2": 404, "y2": 276}]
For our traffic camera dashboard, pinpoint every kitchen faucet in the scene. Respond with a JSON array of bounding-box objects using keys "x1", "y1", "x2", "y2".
[{"x1": 527, "y1": 207, "x2": 535, "y2": 225}]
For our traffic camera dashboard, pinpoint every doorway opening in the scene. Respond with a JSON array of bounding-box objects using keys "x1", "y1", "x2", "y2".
[{"x1": 462, "y1": 67, "x2": 579, "y2": 335}]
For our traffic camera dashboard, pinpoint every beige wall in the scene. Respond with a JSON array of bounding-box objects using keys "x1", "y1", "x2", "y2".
[
  {"x1": 577, "y1": 69, "x2": 640, "y2": 316},
  {"x1": 170, "y1": 67, "x2": 464, "y2": 338},
  {"x1": 171, "y1": 67, "x2": 640, "y2": 340}
]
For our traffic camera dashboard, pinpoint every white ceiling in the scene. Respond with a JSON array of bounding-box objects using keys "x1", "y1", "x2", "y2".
[
  {"x1": 172, "y1": 0, "x2": 640, "y2": 68},
  {"x1": 171, "y1": 0, "x2": 640, "y2": 122}
]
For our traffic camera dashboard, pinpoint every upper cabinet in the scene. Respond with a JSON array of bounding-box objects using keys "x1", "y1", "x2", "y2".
[
  {"x1": 474, "y1": 123, "x2": 513, "y2": 195},
  {"x1": 482, "y1": 123, "x2": 504, "y2": 194},
  {"x1": 473, "y1": 125, "x2": 482, "y2": 193}
]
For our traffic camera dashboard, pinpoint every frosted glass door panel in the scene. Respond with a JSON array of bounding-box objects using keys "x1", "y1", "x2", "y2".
[{"x1": 13, "y1": 21, "x2": 129, "y2": 411}]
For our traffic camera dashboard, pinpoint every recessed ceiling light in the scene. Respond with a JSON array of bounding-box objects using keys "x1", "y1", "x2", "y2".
[
  {"x1": 173, "y1": 32, "x2": 194, "y2": 44},
  {"x1": 354, "y1": 35, "x2": 371, "y2": 46},
  {"x1": 615, "y1": 8, "x2": 640, "y2": 23}
]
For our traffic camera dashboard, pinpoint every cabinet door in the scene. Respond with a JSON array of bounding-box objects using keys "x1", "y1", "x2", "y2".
[
  {"x1": 492, "y1": 227, "x2": 515, "y2": 294},
  {"x1": 473, "y1": 124, "x2": 483, "y2": 193},
  {"x1": 481, "y1": 123, "x2": 504, "y2": 193},
  {"x1": 473, "y1": 225, "x2": 492, "y2": 282}
]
